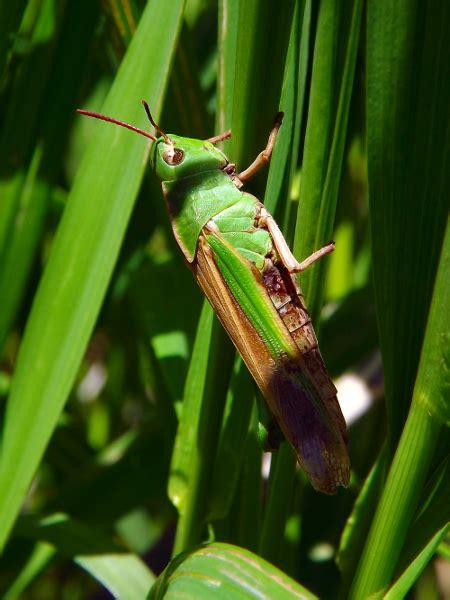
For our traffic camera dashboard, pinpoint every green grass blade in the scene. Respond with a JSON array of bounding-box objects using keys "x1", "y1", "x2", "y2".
[
  {"x1": 336, "y1": 448, "x2": 387, "y2": 598},
  {"x1": 0, "y1": 145, "x2": 46, "y2": 349},
  {"x1": 350, "y1": 405, "x2": 441, "y2": 598},
  {"x1": 207, "y1": 356, "x2": 255, "y2": 521},
  {"x1": 216, "y1": 0, "x2": 239, "y2": 135},
  {"x1": 397, "y1": 458, "x2": 450, "y2": 573},
  {"x1": 258, "y1": 444, "x2": 296, "y2": 564},
  {"x1": 0, "y1": 0, "x2": 185, "y2": 551},
  {"x1": 366, "y1": 0, "x2": 450, "y2": 440},
  {"x1": 3, "y1": 542, "x2": 55, "y2": 600},
  {"x1": 0, "y1": 0, "x2": 99, "y2": 350},
  {"x1": 348, "y1": 4, "x2": 450, "y2": 593},
  {"x1": 350, "y1": 218, "x2": 450, "y2": 597},
  {"x1": 229, "y1": 0, "x2": 295, "y2": 179},
  {"x1": 168, "y1": 0, "x2": 241, "y2": 554},
  {"x1": 150, "y1": 542, "x2": 318, "y2": 600},
  {"x1": 0, "y1": 0, "x2": 67, "y2": 265},
  {"x1": 169, "y1": 304, "x2": 234, "y2": 554},
  {"x1": 231, "y1": 410, "x2": 263, "y2": 552},
  {"x1": 384, "y1": 523, "x2": 449, "y2": 600},
  {"x1": 0, "y1": 0, "x2": 28, "y2": 79},
  {"x1": 17, "y1": 513, "x2": 155, "y2": 599},
  {"x1": 264, "y1": 0, "x2": 307, "y2": 218},
  {"x1": 164, "y1": 23, "x2": 212, "y2": 138},
  {"x1": 294, "y1": 0, "x2": 363, "y2": 323}
]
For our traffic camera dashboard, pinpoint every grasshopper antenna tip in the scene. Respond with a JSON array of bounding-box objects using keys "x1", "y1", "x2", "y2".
[{"x1": 141, "y1": 100, "x2": 170, "y2": 143}]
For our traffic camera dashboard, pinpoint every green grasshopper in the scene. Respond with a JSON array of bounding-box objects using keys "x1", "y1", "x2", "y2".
[{"x1": 78, "y1": 102, "x2": 349, "y2": 494}]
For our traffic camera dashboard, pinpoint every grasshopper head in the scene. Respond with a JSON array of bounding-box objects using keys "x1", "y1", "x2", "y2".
[
  {"x1": 76, "y1": 101, "x2": 230, "y2": 182},
  {"x1": 151, "y1": 135, "x2": 228, "y2": 181}
]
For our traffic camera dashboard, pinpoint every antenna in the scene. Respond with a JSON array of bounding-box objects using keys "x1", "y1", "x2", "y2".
[
  {"x1": 141, "y1": 100, "x2": 171, "y2": 143},
  {"x1": 76, "y1": 109, "x2": 157, "y2": 141}
]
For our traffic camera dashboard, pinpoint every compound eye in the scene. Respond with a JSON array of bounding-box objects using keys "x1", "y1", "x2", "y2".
[{"x1": 163, "y1": 146, "x2": 185, "y2": 165}]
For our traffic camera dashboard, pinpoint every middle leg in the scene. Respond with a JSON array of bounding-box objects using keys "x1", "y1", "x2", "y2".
[{"x1": 259, "y1": 207, "x2": 335, "y2": 273}]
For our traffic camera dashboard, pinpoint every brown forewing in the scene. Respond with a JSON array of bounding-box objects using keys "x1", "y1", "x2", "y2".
[{"x1": 191, "y1": 234, "x2": 349, "y2": 493}]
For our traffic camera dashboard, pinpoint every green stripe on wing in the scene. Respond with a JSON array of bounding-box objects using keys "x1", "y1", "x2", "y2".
[{"x1": 206, "y1": 233, "x2": 294, "y2": 359}]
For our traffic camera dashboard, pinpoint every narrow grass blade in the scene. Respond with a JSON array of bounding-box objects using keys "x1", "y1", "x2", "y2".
[
  {"x1": 397, "y1": 458, "x2": 450, "y2": 573},
  {"x1": 264, "y1": 0, "x2": 308, "y2": 219},
  {"x1": 0, "y1": 0, "x2": 99, "y2": 350},
  {"x1": 17, "y1": 513, "x2": 155, "y2": 599},
  {"x1": 207, "y1": 356, "x2": 255, "y2": 521},
  {"x1": 0, "y1": 0, "x2": 185, "y2": 551},
  {"x1": 384, "y1": 523, "x2": 449, "y2": 600},
  {"x1": 165, "y1": 23, "x2": 212, "y2": 138},
  {"x1": 336, "y1": 448, "x2": 387, "y2": 597},
  {"x1": 229, "y1": 0, "x2": 295, "y2": 179},
  {"x1": 350, "y1": 219, "x2": 450, "y2": 597},
  {"x1": 0, "y1": 146, "x2": 46, "y2": 350},
  {"x1": 231, "y1": 406, "x2": 263, "y2": 553},
  {"x1": 102, "y1": 0, "x2": 140, "y2": 47},
  {"x1": 170, "y1": 304, "x2": 234, "y2": 554},
  {"x1": 0, "y1": 0, "x2": 67, "y2": 265},
  {"x1": 294, "y1": 0, "x2": 363, "y2": 323},
  {"x1": 0, "y1": 0, "x2": 28, "y2": 78},
  {"x1": 216, "y1": 0, "x2": 239, "y2": 135},
  {"x1": 169, "y1": 0, "x2": 240, "y2": 555},
  {"x1": 3, "y1": 542, "x2": 55, "y2": 600},
  {"x1": 258, "y1": 444, "x2": 296, "y2": 564}
]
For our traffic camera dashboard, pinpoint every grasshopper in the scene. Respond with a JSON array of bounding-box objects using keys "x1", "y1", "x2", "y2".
[{"x1": 78, "y1": 102, "x2": 349, "y2": 494}]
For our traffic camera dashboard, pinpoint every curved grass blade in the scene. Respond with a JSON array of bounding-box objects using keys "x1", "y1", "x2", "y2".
[{"x1": 150, "y1": 542, "x2": 318, "y2": 600}]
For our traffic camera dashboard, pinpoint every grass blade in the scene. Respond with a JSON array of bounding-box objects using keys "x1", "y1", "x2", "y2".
[
  {"x1": 294, "y1": 0, "x2": 363, "y2": 322},
  {"x1": 0, "y1": 0, "x2": 99, "y2": 350},
  {"x1": 350, "y1": 218, "x2": 450, "y2": 597},
  {"x1": 366, "y1": 0, "x2": 450, "y2": 441},
  {"x1": 169, "y1": 304, "x2": 234, "y2": 554},
  {"x1": 0, "y1": 0, "x2": 28, "y2": 79},
  {"x1": 384, "y1": 524, "x2": 449, "y2": 600},
  {"x1": 150, "y1": 542, "x2": 318, "y2": 600},
  {"x1": 0, "y1": 0, "x2": 185, "y2": 551},
  {"x1": 3, "y1": 542, "x2": 55, "y2": 600},
  {"x1": 17, "y1": 513, "x2": 155, "y2": 599}
]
